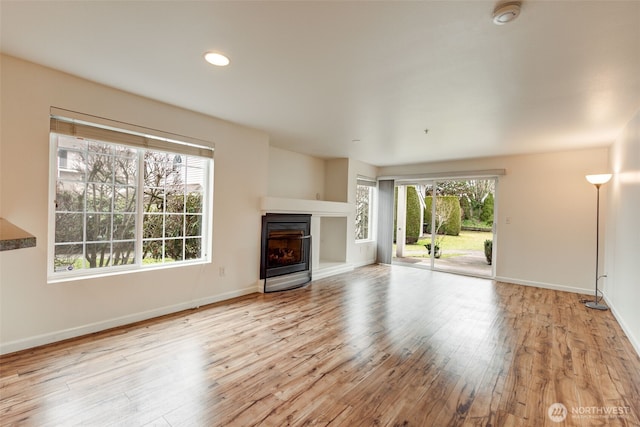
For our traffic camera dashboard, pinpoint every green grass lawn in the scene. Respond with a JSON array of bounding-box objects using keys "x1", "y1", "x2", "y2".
[{"x1": 394, "y1": 230, "x2": 492, "y2": 259}]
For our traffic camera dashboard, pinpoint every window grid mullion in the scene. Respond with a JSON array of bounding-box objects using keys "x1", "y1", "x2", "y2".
[
  {"x1": 182, "y1": 164, "x2": 187, "y2": 260},
  {"x1": 184, "y1": 188, "x2": 187, "y2": 260},
  {"x1": 135, "y1": 151, "x2": 145, "y2": 267},
  {"x1": 82, "y1": 144, "x2": 89, "y2": 269},
  {"x1": 110, "y1": 151, "x2": 115, "y2": 266},
  {"x1": 162, "y1": 174, "x2": 167, "y2": 262}
]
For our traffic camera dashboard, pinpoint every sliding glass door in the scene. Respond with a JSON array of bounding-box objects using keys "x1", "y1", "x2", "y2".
[
  {"x1": 393, "y1": 177, "x2": 497, "y2": 278},
  {"x1": 432, "y1": 179, "x2": 495, "y2": 277}
]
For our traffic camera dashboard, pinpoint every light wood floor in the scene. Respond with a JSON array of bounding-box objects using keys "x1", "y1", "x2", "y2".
[{"x1": 1, "y1": 265, "x2": 639, "y2": 426}]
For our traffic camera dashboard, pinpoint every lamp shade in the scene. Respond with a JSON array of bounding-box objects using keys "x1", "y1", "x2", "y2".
[{"x1": 586, "y1": 174, "x2": 612, "y2": 185}]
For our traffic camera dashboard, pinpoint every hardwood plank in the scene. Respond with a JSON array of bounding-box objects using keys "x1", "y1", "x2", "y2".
[{"x1": 2, "y1": 264, "x2": 640, "y2": 426}]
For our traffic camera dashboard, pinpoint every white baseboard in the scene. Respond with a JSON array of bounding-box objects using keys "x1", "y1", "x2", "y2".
[
  {"x1": 313, "y1": 262, "x2": 354, "y2": 280},
  {"x1": 603, "y1": 294, "x2": 640, "y2": 359},
  {"x1": 0, "y1": 285, "x2": 259, "y2": 356},
  {"x1": 494, "y1": 276, "x2": 592, "y2": 295},
  {"x1": 353, "y1": 258, "x2": 377, "y2": 268}
]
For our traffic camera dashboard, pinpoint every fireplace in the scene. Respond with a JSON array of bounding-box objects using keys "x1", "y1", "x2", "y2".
[{"x1": 260, "y1": 213, "x2": 312, "y2": 292}]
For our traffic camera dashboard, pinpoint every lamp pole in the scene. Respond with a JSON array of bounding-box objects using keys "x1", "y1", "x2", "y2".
[{"x1": 585, "y1": 174, "x2": 611, "y2": 311}]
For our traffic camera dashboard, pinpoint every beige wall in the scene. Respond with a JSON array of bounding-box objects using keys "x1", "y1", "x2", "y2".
[
  {"x1": 324, "y1": 158, "x2": 349, "y2": 202},
  {"x1": 380, "y1": 148, "x2": 609, "y2": 293},
  {"x1": 605, "y1": 109, "x2": 640, "y2": 354},
  {"x1": 0, "y1": 55, "x2": 270, "y2": 354},
  {"x1": 267, "y1": 147, "x2": 325, "y2": 200}
]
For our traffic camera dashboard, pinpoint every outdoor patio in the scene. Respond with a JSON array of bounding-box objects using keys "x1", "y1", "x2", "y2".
[{"x1": 393, "y1": 249, "x2": 492, "y2": 277}]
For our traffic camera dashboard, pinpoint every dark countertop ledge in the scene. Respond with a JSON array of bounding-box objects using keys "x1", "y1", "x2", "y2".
[{"x1": 0, "y1": 218, "x2": 36, "y2": 251}]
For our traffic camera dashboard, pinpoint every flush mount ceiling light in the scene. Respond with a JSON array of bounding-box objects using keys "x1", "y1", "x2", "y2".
[
  {"x1": 204, "y1": 52, "x2": 230, "y2": 67},
  {"x1": 493, "y1": 1, "x2": 522, "y2": 25}
]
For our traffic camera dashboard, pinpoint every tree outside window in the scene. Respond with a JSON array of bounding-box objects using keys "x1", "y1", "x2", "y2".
[
  {"x1": 355, "y1": 181, "x2": 375, "y2": 240},
  {"x1": 51, "y1": 132, "x2": 211, "y2": 278}
]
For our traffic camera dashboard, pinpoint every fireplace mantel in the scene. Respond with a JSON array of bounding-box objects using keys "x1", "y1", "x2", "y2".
[
  {"x1": 261, "y1": 196, "x2": 354, "y2": 217},
  {"x1": 260, "y1": 197, "x2": 355, "y2": 284}
]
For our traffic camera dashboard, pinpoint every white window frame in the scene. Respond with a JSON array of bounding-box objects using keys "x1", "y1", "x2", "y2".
[
  {"x1": 47, "y1": 109, "x2": 214, "y2": 282},
  {"x1": 355, "y1": 177, "x2": 376, "y2": 242}
]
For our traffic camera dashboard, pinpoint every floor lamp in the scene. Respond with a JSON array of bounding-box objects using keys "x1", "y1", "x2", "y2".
[{"x1": 585, "y1": 173, "x2": 612, "y2": 311}]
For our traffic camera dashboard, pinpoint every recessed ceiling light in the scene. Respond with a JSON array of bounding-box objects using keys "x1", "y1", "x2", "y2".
[
  {"x1": 492, "y1": 2, "x2": 521, "y2": 25},
  {"x1": 204, "y1": 52, "x2": 230, "y2": 67}
]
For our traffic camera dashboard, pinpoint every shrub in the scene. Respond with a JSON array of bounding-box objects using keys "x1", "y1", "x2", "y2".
[
  {"x1": 484, "y1": 239, "x2": 493, "y2": 265},
  {"x1": 393, "y1": 186, "x2": 422, "y2": 244},
  {"x1": 405, "y1": 186, "x2": 421, "y2": 244},
  {"x1": 459, "y1": 196, "x2": 471, "y2": 220},
  {"x1": 423, "y1": 198, "x2": 432, "y2": 233},
  {"x1": 481, "y1": 193, "x2": 494, "y2": 225}
]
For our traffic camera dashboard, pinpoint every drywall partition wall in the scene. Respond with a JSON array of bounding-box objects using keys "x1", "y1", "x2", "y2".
[
  {"x1": 0, "y1": 55, "x2": 270, "y2": 354},
  {"x1": 267, "y1": 146, "x2": 325, "y2": 200},
  {"x1": 606, "y1": 110, "x2": 640, "y2": 354},
  {"x1": 325, "y1": 158, "x2": 349, "y2": 202},
  {"x1": 379, "y1": 148, "x2": 609, "y2": 293}
]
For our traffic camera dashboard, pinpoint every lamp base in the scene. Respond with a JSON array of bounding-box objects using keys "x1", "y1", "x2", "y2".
[{"x1": 585, "y1": 301, "x2": 608, "y2": 311}]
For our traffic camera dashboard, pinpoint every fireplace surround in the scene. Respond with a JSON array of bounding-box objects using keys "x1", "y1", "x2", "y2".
[{"x1": 260, "y1": 213, "x2": 312, "y2": 292}]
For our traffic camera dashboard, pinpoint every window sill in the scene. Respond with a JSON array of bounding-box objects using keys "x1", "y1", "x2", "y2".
[{"x1": 48, "y1": 258, "x2": 210, "y2": 284}]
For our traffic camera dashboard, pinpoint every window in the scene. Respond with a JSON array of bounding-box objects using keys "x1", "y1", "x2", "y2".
[
  {"x1": 355, "y1": 177, "x2": 376, "y2": 241},
  {"x1": 49, "y1": 111, "x2": 213, "y2": 280}
]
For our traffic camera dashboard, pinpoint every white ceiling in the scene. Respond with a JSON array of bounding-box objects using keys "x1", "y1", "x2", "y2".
[{"x1": 1, "y1": 1, "x2": 639, "y2": 166}]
